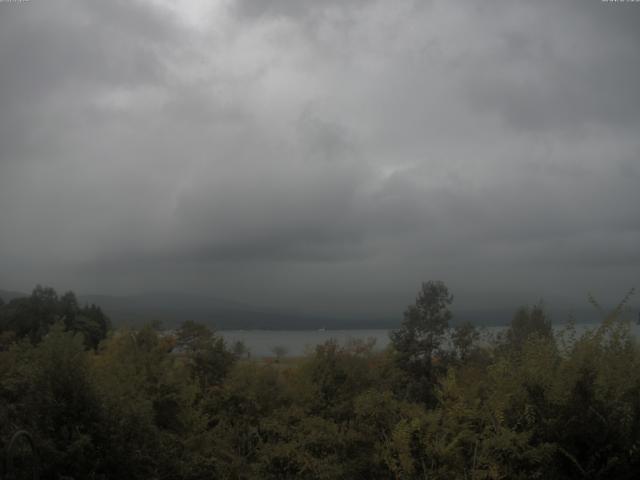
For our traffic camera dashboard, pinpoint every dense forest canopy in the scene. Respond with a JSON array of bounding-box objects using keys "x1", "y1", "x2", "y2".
[
  {"x1": 0, "y1": 283, "x2": 639, "y2": 479},
  {"x1": 0, "y1": 286, "x2": 110, "y2": 349}
]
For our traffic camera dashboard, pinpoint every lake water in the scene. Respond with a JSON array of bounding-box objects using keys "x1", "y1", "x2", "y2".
[{"x1": 220, "y1": 323, "x2": 640, "y2": 357}]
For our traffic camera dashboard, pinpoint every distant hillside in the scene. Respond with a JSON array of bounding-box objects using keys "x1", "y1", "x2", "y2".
[
  {"x1": 2, "y1": 288, "x2": 633, "y2": 330},
  {"x1": 0, "y1": 288, "x2": 387, "y2": 329},
  {"x1": 81, "y1": 292, "x2": 404, "y2": 330},
  {"x1": 0, "y1": 289, "x2": 27, "y2": 302},
  {"x1": 78, "y1": 292, "x2": 340, "y2": 330}
]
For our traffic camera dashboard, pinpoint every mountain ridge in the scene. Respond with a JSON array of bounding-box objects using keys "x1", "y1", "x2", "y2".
[{"x1": 1, "y1": 288, "x2": 624, "y2": 329}]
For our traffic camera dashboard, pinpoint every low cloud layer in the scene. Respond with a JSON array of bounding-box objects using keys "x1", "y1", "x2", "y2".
[{"x1": 1, "y1": 0, "x2": 639, "y2": 318}]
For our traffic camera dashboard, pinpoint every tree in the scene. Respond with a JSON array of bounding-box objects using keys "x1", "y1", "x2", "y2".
[
  {"x1": 0, "y1": 286, "x2": 110, "y2": 349},
  {"x1": 175, "y1": 321, "x2": 235, "y2": 390},
  {"x1": 59, "y1": 291, "x2": 79, "y2": 329},
  {"x1": 2, "y1": 286, "x2": 59, "y2": 343},
  {"x1": 67, "y1": 301, "x2": 111, "y2": 349},
  {"x1": 452, "y1": 321, "x2": 480, "y2": 362},
  {"x1": 506, "y1": 303, "x2": 552, "y2": 351},
  {"x1": 390, "y1": 281, "x2": 453, "y2": 404},
  {"x1": 18, "y1": 325, "x2": 104, "y2": 478}
]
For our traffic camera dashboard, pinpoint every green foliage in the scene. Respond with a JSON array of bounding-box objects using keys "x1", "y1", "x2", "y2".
[
  {"x1": 0, "y1": 325, "x2": 104, "y2": 478},
  {"x1": 175, "y1": 320, "x2": 236, "y2": 390},
  {"x1": 452, "y1": 321, "x2": 480, "y2": 362},
  {"x1": 391, "y1": 280, "x2": 453, "y2": 404},
  {"x1": 505, "y1": 303, "x2": 553, "y2": 351},
  {"x1": 0, "y1": 286, "x2": 110, "y2": 348},
  {"x1": 1, "y1": 283, "x2": 639, "y2": 479}
]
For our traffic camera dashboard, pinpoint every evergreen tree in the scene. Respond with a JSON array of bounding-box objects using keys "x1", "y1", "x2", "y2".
[{"x1": 390, "y1": 280, "x2": 453, "y2": 404}]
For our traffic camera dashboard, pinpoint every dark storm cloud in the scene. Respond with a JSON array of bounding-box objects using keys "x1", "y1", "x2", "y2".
[{"x1": 0, "y1": 0, "x2": 638, "y2": 317}]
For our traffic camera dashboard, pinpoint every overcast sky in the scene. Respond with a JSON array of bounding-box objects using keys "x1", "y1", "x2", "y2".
[{"x1": 1, "y1": 0, "x2": 639, "y2": 318}]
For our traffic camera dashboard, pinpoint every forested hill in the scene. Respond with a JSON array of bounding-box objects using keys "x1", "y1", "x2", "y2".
[
  {"x1": 0, "y1": 289, "x2": 25, "y2": 303},
  {"x1": 1, "y1": 289, "x2": 383, "y2": 330},
  {"x1": 1, "y1": 288, "x2": 609, "y2": 329}
]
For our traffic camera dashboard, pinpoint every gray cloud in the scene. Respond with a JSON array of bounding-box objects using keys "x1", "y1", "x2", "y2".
[
  {"x1": 0, "y1": 0, "x2": 638, "y2": 318},
  {"x1": 465, "y1": 2, "x2": 640, "y2": 131},
  {"x1": 232, "y1": 0, "x2": 373, "y2": 21}
]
